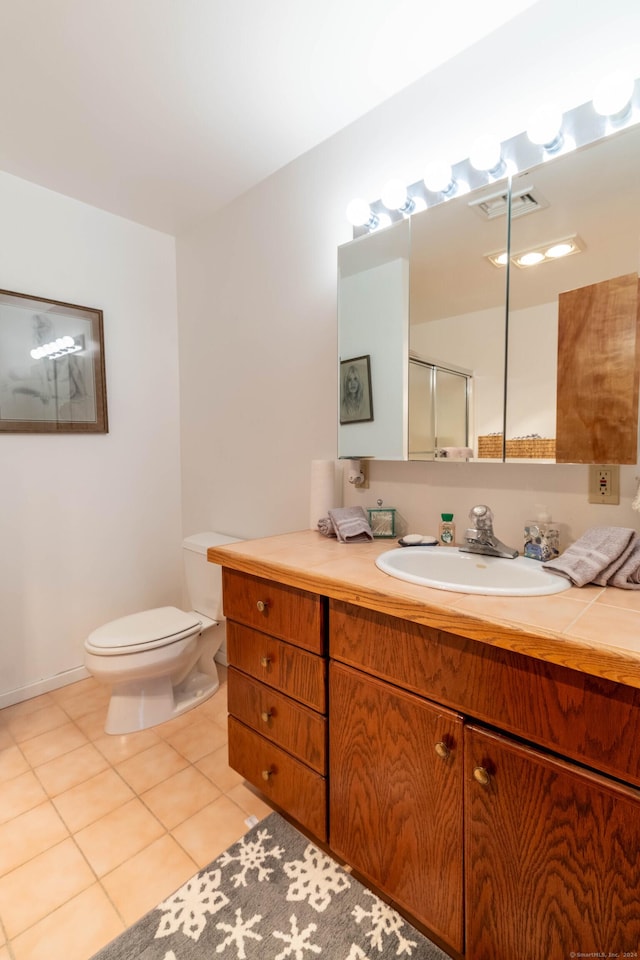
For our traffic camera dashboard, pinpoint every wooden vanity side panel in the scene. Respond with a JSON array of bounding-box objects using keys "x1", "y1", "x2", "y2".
[
  {"x1": 556, "y1": 272, "x2": 639, "y2": 464},
  {"x1": 465, "y1": 725, "x2": 640, "y2": 957},
  {"x1": 329, "y1": 599, "x2": 640, "y2": 787},
  {"x1": 222, "y1": 568, "x2": 325, "y2": 653}
]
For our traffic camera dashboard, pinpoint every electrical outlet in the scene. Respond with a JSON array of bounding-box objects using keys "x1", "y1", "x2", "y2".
[{"x1": 588, "y1": 464, "x2": 620, "y2": 504}]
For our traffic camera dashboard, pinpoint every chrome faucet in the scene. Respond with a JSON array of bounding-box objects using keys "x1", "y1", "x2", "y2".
[{"x1": 460, "y1": 505, "x2": 518, "y2": 559}]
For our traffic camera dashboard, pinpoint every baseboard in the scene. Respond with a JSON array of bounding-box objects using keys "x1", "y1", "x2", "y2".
[{"x1": 0, "y1": 666, "x2": 91, "y2": 710}]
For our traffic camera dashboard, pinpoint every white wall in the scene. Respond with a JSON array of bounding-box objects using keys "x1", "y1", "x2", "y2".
[
  {"x1": 176, "y1": 0, "x2": 640, "y2": 548},
  {"x1": 0, "y1": 172, "x2": 182, "y2": 706}
]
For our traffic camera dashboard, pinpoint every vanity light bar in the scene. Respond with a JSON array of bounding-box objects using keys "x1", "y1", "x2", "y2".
[
  {"x1": 486, "y1": 235, "x2": 584, "y2": 269},
  {"x1": 347, "y1": 73, "x2": 639, "y2": 237}
]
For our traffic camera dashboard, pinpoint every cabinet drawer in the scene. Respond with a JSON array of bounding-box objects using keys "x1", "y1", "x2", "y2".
[
  {"x1": 223, "y1": 568, "x2": 325, "y2": 653},
  {"x1": 227, "y1": 622, "x2": 326, "y2": 712},
  {"x1": 228, "y1": 717, "x2": 327, "y2": 842},
  {"x1": 228, "y1": 668, "x2": 326, "y2": 773}
]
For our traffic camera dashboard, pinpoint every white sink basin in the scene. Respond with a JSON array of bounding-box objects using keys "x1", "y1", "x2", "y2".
[{"x1": 375, "y1": 546, "x2": 571, "y2": 596}]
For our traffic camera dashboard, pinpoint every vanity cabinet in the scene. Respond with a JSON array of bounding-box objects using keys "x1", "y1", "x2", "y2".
[
  {"x1": 219, "y1": 560, "x2": 640, "y2": 958},
  {"x1": 223, "y1": 569, "x2": 328, "y2": 841},
  {"x1": 329, "y1": 597, "x2": 640, "y2": 957}
]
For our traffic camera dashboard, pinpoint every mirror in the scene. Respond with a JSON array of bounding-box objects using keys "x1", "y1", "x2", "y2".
[
  {"x1": 337, "y1": 112, "x2": 640, "y2": 464},
  {"x1": 338, "y1": 218, "x2": 409, "y2": 459},
  {"x1": 409, "y1": 178, "x2": 510, "y2": 460}
]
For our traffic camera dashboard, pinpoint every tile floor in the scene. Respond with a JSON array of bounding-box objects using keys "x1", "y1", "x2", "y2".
[{"x1": 0, "y1": 666, "x2": 274, "y2": 960}]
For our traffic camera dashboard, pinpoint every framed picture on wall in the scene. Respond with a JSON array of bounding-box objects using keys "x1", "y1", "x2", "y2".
[
  {"x1": 0, "y1": 289, "x2": 108, "y2": 434},
  {"x1": 340, "y1": 354, "x2": 373, "y2": 424}
]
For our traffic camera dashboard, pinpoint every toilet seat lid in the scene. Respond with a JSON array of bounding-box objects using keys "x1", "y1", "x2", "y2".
[{"x1": 87, "y1": 606, "x2": 202, "y2": 652}]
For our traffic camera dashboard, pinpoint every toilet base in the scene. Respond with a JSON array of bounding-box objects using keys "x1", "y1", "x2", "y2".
[{"x1": 104, "y1": 667, "x2": 220, "y2": 735}]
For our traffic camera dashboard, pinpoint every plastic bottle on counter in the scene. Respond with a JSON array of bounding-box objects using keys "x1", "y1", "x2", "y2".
[
  {"x1": 439, "y1": 513, "x2": 456, "y2": 545},
  {"x1": 524, "y1": 506, "x2": 560, "y2": 562}
]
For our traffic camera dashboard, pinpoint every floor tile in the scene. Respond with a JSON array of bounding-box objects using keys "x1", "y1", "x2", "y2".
[
  {"x1": 0, "y1": 838, "x2": 95, "y2": 938},
  {"x1": 141, "y1": 765, "x2": 222, "y2": 829},
  {"x1": 94, "y1": 727, "x2": 162, "y2": 765},
  {"x1": 51, "y1": 679, "x2": 110, "y2": 720},
  {"x1": 161, "y1": 716, "x2": 227, "y2": 763},
  {"x1": 74, "y1": 797, "x2": 165, "y2": 876},
  {"x1": 19, "y1": 721, "x2": 89, "y2": 768},
  {"x1": 74, "y1": 706, "x2": 111, "y2": 741},
  {"x1": 5, "y1": 702, "x2": 69, "y2": 743},
  {"x1": 10, "y1": 883, "x2": 125, "y2": 960},
  {"x1": 101, "y1": 834, "x2": 198, "y2": 927},
  {"x1": 115, "y1": 741, "x2": 189, "y2": 793},
  {"x1": 0, "y1": 743, "x2": 29, "y2": 783},
  {"x1": 196, "y1": 744, "x2": 244, "y2": 792},
  {"x1": 34, "y1": 742, "x2": 109, "y2": 797},
  {"x1": 171, "y1": 794, "x2": 251, "y2": 867},
  {"x1": 52, "y1": 767, "x2": 134, "y2": 833},
  {"x1": 226, "y1": 781, "x2": 274, "y2": 820},
  {"x1": 0, "y1": 802, "x2": 68, "y2": 877},
  {"x1": 0, "y1": 771, "x2": 48, "y2": 825}
]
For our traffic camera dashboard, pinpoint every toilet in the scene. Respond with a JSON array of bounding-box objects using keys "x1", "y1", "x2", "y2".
[{"x1": 84, "y1": 532, "x2": 240, "y2": 735}]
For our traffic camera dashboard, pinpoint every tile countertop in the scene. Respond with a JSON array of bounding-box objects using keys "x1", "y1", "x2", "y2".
[{"x1": 208, "y1": 529, "x2": 640, "y2": 690}]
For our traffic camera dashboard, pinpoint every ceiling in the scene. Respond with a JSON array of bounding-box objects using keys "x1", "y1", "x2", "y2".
[{"x1": 0, "y1": 0, "x2": 540, "y2": 236}]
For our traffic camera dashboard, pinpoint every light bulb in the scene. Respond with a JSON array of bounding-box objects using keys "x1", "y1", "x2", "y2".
[
  {"x1": 495, "y1": 252, "x2": 509, "y2": 266},
  {"x1": 593, "y1": 71, "x2": 634, "y2": 118},
  {"x1": 346, "y1": 198, "x2": 374, "y2": 227},
  {"x1": 545, "y1": 242, "x2": 574, "y2": 259},
  {"x1": 381, "y1": 179, "x2": 409, "y2": 211},
  {"x1": 423, "y1": 159, "x2": 455, "y2": 195},
  {"x1": 517, "y1": 251, "x2": 545, "y2": 266},
  {"x1": 371, "y1": 213, "x2": 392, "y2": 230},
  {"x1": 527, "y1": 104, "x2": 564, "y2": 151},
  {"x1": 469, "y1": 135, "x2": 503, "y2": 173}
]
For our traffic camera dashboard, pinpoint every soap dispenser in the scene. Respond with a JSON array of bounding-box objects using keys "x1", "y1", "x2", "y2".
[{"x1": 439, "y1": 513, "x2": 456, "y2": 545}]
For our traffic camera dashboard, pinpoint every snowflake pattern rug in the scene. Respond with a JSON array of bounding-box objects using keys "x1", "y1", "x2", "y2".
[{"x1": 91, "y1": 811, "x2": 452, "y2": 960}]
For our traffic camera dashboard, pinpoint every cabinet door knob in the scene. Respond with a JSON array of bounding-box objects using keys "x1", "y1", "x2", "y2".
[
  {"x1": 473, "y1": 766, "x2": 491, "y2": 786},
  {"x1": 261, "y1": 710, "x2": 272, "y2": 723},
  {"x1": 435, "y1": 741, "x2": 450, "y2": 760},
  {"x1": 261, "y1": 767, "x2": 273, "y2": 781},
  {"x1": 256, "y1": 600, "x2": 269, "y2": 613},
  {"x1": 260, "y1": 656, "x2": 272, "y2": 668}
]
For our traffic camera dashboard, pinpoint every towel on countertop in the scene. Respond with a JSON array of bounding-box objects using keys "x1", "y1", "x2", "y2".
[
  {"x1": 327, "y1": 506, "x2": 374, "y2": 543},
  {"x1": 317, "y1": 516, "x2": 337, "y2": 538},
  {"x1": 607, "y1": 537, "x2": 640, "y2": 589},
  {"x1": 542, "y1": 526, "x2": 637, "y2": 587}
]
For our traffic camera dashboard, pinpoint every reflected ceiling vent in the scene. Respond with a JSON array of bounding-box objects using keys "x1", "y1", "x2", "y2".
[{"x1": 469, "y1": 184, "x2": 548, "y2": 220}]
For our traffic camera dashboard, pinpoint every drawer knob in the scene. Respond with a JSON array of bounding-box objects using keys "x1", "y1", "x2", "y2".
[
  {"x1": 256, "y1": 600, "x2": 270, "y2": 613},
  {"x1": 260, "y1": 656, "x2": 272, "y2": 668},
  {"x1": 261, "y1": 767, "x2": 273, "y2": 781},
  {"x1": 434, "y1": 741, "x2": 450, "y2": 761},
  {"x1": 473, "y1": 766, "x2": 491, "y2": 786},
  {"x1": 261, "y1": 710, "x2": 272, "y2": 723}
]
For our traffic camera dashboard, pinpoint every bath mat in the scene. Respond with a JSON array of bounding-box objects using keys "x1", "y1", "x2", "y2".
[{"x1": 91, "y1": 811, "x2": 452, "y2": 959}]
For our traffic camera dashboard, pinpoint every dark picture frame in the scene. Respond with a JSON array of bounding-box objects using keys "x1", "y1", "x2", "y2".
[
  {"x1": 0, "y1": 289, "x2": 108, "y2": 434},
  {"x1": 340, "y1": 354, "x2": 373, "y2": 424}
]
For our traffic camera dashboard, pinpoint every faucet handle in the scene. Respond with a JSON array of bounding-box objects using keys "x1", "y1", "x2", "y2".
[{"x1": 469, "y1": 504, "x2": 494, "y2": 527}]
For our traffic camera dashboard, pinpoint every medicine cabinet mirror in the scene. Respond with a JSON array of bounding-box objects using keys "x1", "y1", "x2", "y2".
[{"x1": 338, "y1": 116, "x2": 640, "y2": 464}]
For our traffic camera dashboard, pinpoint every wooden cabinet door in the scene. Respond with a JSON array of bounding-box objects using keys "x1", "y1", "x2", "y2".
[
  {"x1": 329, "y1": 661, "x2": 464, "y2": 953},
  {"x1": 466, "y1": 724, "x2": 640, "y2": 958}
]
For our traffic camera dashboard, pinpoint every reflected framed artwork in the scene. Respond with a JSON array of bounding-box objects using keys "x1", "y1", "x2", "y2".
[
  {"x1": 340, "y1": 354, "x2": 373, "y2": 424},
  {"x1": 0, "y1": 289, "x2": 108, "y2": 434}
]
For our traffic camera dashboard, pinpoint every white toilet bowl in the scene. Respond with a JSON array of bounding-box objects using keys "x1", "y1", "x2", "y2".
[
  {"x1": 84, "y1": 532, "x2": 240, "y2": 735},
  {"x1": 84, "y1": 606, "x2": 222, "y2": 734}
]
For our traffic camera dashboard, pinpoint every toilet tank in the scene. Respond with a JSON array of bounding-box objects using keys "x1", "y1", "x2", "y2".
[{"x1": 183, "y1": 532, "x2": 242, "y2": 620}]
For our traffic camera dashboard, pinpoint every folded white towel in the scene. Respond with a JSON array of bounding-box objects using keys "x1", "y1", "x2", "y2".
[
  {"x1": 327, "y1": 506, "x2": 374, "y2": 543},
  {"x1": 542, "y1": 526, "x2": 637, "y2": 587}
]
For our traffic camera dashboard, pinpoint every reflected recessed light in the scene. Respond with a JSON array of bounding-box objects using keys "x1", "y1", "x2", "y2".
[
  {"x1": 517, "y1": 251, "x2": 545, "y2": 266},
  {"x1": 545, "y1": 242, "x2": 574, "y2": 259}
]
